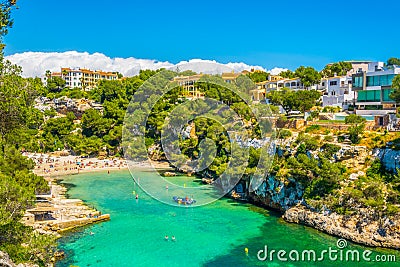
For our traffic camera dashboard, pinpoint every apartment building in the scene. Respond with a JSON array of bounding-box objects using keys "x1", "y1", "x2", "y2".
[{"x1": 46, "y1": 68, "x2": 118, "y2": 90}]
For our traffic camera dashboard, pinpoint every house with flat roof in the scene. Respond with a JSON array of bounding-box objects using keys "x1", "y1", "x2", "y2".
[
  {"x1": 320, "y1": 76, "x2": 354, "y2": 108},
  {"x1": 352, "y1": 63, "x2": 399, "y2": 115}
]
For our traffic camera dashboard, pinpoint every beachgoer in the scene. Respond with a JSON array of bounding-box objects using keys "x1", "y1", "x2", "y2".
[
  {"x1": 171, "y1": 236, "x2": 176, "y2": 241},
  {"x1": 135, "y1": 194, "x2": 139, "y2": 199},
  {"x1": 165, "y1": 235, "x2": 168, "y2": 240}
]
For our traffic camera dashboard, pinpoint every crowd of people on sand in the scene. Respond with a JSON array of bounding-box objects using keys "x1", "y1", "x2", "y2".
[{"x1": 22, "y1": 152, "x2": 128, "y2": 176}]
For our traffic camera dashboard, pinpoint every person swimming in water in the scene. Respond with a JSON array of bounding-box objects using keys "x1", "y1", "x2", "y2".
[
  {"x1": 164, "y1": 235, "x2": 168, "y2": 240},
  {"x1": 171, "y1": 236, "x2": 176, "y2": 241},
  {"x1": 135, "y1": 194, "x2": 139, "y2": 199}
]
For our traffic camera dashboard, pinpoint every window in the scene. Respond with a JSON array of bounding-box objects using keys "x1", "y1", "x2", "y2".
[
  {"x1": 321, "y1": 82, "x2": 325, "y2": 86},
  {"x1": 366, "y1": 74, "x2": 396, "y2": 87},
  {"x1": 382, "y1": 89, "x2": 394, "y2": 102},
  {"x1": 354, "y1": 76, "x2": 363, "y2": 87},
  {"x1": 357, "y1": 90, "x2": 380, "y2": 102},
  {"x1": 329, "y1": 81, "x2": 337, "y2": 86}
]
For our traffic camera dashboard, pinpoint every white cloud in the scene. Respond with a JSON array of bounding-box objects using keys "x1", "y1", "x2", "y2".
[
  {"x1": 4, "y1": 51, "x2": 283, "y2": 78},
  {"x1": 268, "y1": 67, "x2": 288, "y2": 75}
]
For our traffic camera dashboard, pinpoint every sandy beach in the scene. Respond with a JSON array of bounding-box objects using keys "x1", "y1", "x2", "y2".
[
  {"x1": 26, "y1": 152, "x2": 174, "y2": 177},
  {"x1": 23, "y1": 152, "x2": 175, "y2": 237},
  {"x1": 26, "y1": 152, "x2": 129, "y2": 177}
]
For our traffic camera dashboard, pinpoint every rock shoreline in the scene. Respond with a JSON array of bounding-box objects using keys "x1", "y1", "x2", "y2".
[
  {"x1": 29, "y1": 180, "x2": 110, "y2": 236},
  {"x1": 283, "y1": 206, "x2": 400, "y2": 249}
]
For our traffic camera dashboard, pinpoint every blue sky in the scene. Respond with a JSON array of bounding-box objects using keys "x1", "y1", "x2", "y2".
[{"x1": 4, "y1": 0, "x2": 400, "y2": 70}]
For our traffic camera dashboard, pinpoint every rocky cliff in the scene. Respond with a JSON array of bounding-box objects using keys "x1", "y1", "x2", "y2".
[
  {"x1": 249, "y1": 176, "x2": 304, "y2": 212},
  {"x1": 248, "y1": 176, "x2": 400, "y2": 249},
  {"x1": 247, "y1": 165, "x2": 400, "y2": 249},
  {"x1": 374, "y1": 148, "x2": 400, "y2": 173}
]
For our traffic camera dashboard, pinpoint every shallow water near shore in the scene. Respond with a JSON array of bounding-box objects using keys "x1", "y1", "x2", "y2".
[{"x1": 56, "y1": 170, "x2": 400, "y2": 267}]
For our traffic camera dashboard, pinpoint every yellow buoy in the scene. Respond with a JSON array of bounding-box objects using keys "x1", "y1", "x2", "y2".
[
  {"x1": 244, "y1": 247, "x2": 249, "y2": 254},
  {"x1": 184, "y1": 183, "x2": 186, "y2": 188}
]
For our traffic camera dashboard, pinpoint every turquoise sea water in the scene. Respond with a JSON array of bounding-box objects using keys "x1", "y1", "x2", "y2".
[{"x1": 56, "y1": 170, "x2": 399, "y2": 267}]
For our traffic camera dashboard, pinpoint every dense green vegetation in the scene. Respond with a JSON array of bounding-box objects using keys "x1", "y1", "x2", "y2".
[
  {"x1": 277, "y1": 66, "x2": 321, "y2": 87},
  {"x1": 273, "y1": 132, "x2": 346, "y2": 199},
  {"x1": 1, "y1": 2, "x2": 399, "y2": 262},
  {"x1": 17, "y1": 70, "x2": 159, "y2": 157},
  {"x1": 320, "y1": 61, "x2": 352, "y2": 77},
  {"x1": 333, "y1": 160, "x2": 400, "y2": 216},
  {"x1": 272, "y1": 131, "x2": 400, "y2": 217},
  {"x1": 267, "y1": 87, "x2": 321, "y2": 113},
  {"x1": 390, "y1": 74, "x2": 400, "y2": 104},
  {"x1": 345, "y1": 114, "x2": 366, "y2": 144},
  {"x1": 0, "y1": 1, "x2": 56, "y2": 265},
  {"x1": 294, "y1": 66, "x2": 321, "y2": 87},
  {"x1": 387, "y1": 57, "x2": 400, "y2": 66},
  {"x1": 279, "y1": 70, "x2": 295, "y2": 78},
  {"x1": 121, "y1": 72, "x2": 272, "y2": 179},
  {"x1": 246, "y1": 70, "x2": 269, "y2": 83}
]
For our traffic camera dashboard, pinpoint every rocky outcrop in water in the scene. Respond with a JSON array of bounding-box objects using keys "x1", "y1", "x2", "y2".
[{"x1": 284, "y1": 206, "x2": 400, "y2": 249}]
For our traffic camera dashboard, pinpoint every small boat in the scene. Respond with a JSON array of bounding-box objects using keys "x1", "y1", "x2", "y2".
[{"x1": 172, "y1": 196, "x2": 196, "y2": 205}]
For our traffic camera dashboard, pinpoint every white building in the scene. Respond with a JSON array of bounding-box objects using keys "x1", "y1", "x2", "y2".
[
  {"x1": 44, "y1": 68, "x2": 119, "y2": 90},
  {"x1": 321, "y1": 76, "x2": 354, "y2": 108},
  {"x1": 346, "y1": 60, "x2": 385, "y2": 76}
]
